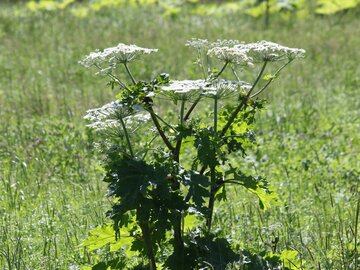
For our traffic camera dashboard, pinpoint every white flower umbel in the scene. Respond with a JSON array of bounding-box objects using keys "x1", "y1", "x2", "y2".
[
  {"x1": 203, "y1": 79, "x2": 252, "y2": 98},
  {"x1": 161, "y1": 79, "x2": 252, "y2": 100},
  {"x1": 161, "y1": 80, "x2": 215, "y2": 101},
  {"x1": 235, "y1": 41, "x2": 306, "y2": 62},
  {"x1": 84, "y1": 101, "x2": 149, "y2": 132},
  {"x1": 79, "y1": 43, "x2": 158, "y2": 71},
  {"x1": 207, "y1": 46, "x2": 253, "y2": 66},
  {"x1": 162, "y1": 80, "x2": 214, "y2": 93}
]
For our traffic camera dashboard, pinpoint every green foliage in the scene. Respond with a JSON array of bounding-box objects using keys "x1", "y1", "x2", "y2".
[{"x1": 79, "y1": 38, "x2": 304, "y2": 269}]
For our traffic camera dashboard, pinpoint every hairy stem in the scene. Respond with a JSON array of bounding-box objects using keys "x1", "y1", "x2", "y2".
[
  {"x1": 214, "y1": 97, "x2": 218, "y2": 133},
  {"x1": 206, "y1": 166, "x2": 217, "y2": 231},
  {"x1": 212, "y1": 61, "x2": 229, "y2": 80},
  {"x1": 148, "y1": 107, "x2": 175, "y2": 154},
  {"x1": 139, "y1": 221, "x2": 157, "y2": 270},
  {"x1": 174, "y1": 96, "x2": 203, "y2": 162},
  {"x1": 119, "y1": 116, "x2": 134, "y2": 157},
  {"x1": 173, "y1": 212, "x2": 185, "y2": 270},
  {"x1": 184, "y1": 96, "x2": 202, "y2": 121},
  {"x1": 180, "y1": 99, "x2": 186, "y2": 124},
  {"x1": 123, "y1": 62, "x2": 136, "y2": 84}
]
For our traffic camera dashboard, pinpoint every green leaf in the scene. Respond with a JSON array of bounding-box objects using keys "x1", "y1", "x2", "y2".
[
  {"x1": 83, "y1": 223, "x2": 139, "y2": 258},
  {"x1": 92, "y1": 258, "x2": 126, "y2": 270},
  {"x1": 186, "y1": 172, "x2": 210, "y2": 215},
  {"x1": 265, "y1": 249, "x2": 302, "y2": 269},
  {"x1": 214, "y1": 185, "x2": 227, "y2": 202},
  {"x1": 249, "y1": 185, "x2": 279, "y2": 210},
  {"x1": 225, "y1": 167, "x2": 278, "y2": 210},
  {"x1": 183, "y1": 210, "x2": 202, "y2": 231},
  {"x1": 193, "y1": 127, "x2": 219, "y2": 167},
  {"x1": 83, "y1": 223, "x2": 116, "y2": 252}
]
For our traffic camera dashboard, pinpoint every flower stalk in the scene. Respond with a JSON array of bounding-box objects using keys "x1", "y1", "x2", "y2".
[{"x1": 119, "y1": 115, "x2": 134, "y2": 157}]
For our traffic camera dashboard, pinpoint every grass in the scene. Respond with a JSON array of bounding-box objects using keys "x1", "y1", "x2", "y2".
[{"x1": 0, "y1": 2, "x2": 359, "y2": 269}]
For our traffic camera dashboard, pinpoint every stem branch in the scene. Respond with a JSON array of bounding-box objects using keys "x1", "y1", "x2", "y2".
[
  {"x1": 199, "y1": 61, "x2": 268, "y2": 176},
  {"x1": 212, "y1": 61, "x2": 229, "y2": 80},
  {"x1": 124, "y1": 62, "x2": 136, "y2": 84},
  {"x1": 251, "y1": 59, "x2": 293, "y2": 98},
  {"x1": 119, "y1": 116, "x2": 134, "y2": 157},
  {"x1": 220, "y1": 60, "x2": 268, "y2": 137},
  {"x1": 206, "y1": 166, "x2": 216, "y2": 231},
  {"x1": 148, "y1": 107, "x2": 175, "y2": 154}
]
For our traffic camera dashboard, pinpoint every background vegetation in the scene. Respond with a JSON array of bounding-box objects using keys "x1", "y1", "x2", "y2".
[{"x1": 0, "y1": 0, "x2": 359, "y2": 269}]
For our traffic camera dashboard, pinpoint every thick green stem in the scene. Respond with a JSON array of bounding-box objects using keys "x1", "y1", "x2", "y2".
[
  {"x1": 139, "y1": 221, "x2": 157, "y2": 270},
  {"x1": 212, "y1": 61, "x2": 229, "y2": 80},
  {"x1": 173, "y1": 100, "x2": 186, "y2": 163},
  {"x1": 148, "y1": 107, "x2": 175, "y2": 154},
  {"x1": 173, "y1": 212, "x2": 185, "y2": 270},
  {"x1": 184, "y1": 96, "x2": 201, "y2": 121},
  {"x1": 180, "y1": 99, "x2": 186, "y2": 124},
  {"x1": 123, "y1": 62, "x2": 136, "y2": 84},
  {"x1": 214, "y1": 97, "x2": 218, "y2": 134},
  {"x1": 206, "y1": 166, "x2": 217, "y2": 231},
  {"x1": 119, "y1": 116, "x2": 134, "y2": 157},
  {"x1": 205, "y1": 97, "x2": 220, "y2": 230}
]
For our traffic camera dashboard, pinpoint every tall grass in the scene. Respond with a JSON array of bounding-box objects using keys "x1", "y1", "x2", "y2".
[{"x1": 0, "y1": 3, "x2": 359, "y2": 269}]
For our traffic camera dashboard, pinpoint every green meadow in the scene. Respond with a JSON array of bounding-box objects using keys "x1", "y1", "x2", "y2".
[{"x1": 0, "y1": 2, "x2": 359, "y2": 269}]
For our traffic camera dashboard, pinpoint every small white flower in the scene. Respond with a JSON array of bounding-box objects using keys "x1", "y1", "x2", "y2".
[
  {"x1": 84, "y1": 101, "x2": 148, "y2": 132},
  {"x1": 207, "y1": 46, "x2": 253, "y2": 66},
  {"x1": 161, "y1": 79, "x2": 252, "y2": 100},
  {"x1": 161, "y1": 80, "x2": 214, "y2": 94},
  {"x1": 79, "y1": 43, "x2": 158, "y2": 72},
  {"x1": 161, "y1": 80, "x2": 213, "y2": 101},
  {"x1": 203, "y1": 79, "x2": 252, "y2": 98},
  {"x1": 235, "y1": 41, "x2": 306, "y2": 62}
]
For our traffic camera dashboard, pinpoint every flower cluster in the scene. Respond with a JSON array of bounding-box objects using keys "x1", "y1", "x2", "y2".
[
  {"x1": 238, "y1": 40, "x2": 306, "y2": 62},
  {"x1": 207, "y1": 46, "x2": 253, "y2": 66},
  {"x1": 161, "y1": 80, "x2": 214, "y2": 94},
  {"x1": 207, "y1": 40, "x2": 305, "y2": 65},
  {"x1": 79, "y1": 43, "x2": 158, "y2": 73},
  {"x1": 160, "y1": 79, "x2": 252, "y2": 99},
  {"x1": 205, "y1": 79, "x2": 251, "y2": 98},
  {"x1": 161, "y1": 80, "x2": 213, "y2": 101},
  {"x1": 84, "y1": 100, "x2": 149, "y2": 132}
]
